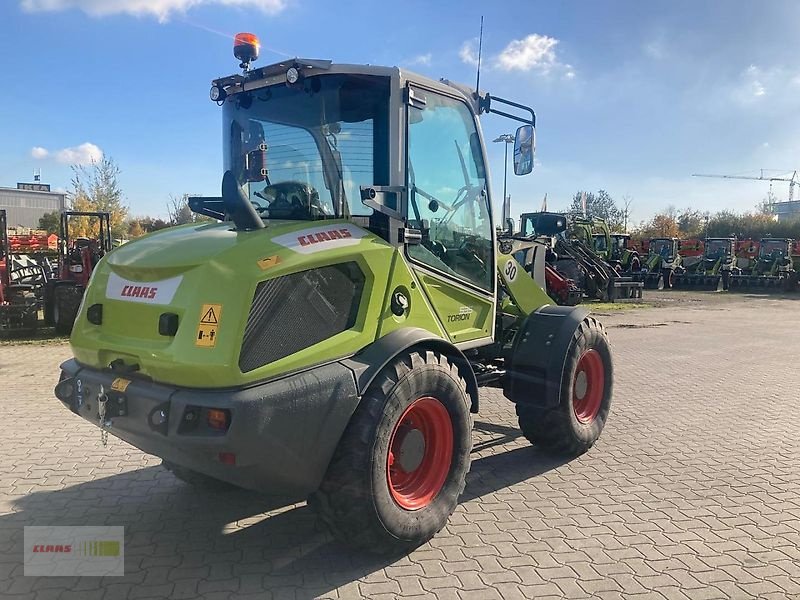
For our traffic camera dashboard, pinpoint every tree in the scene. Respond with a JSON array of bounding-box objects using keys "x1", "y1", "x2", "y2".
[
  {"x1": 38, "y1": 211, "x2": 60, "y2": 234},
  {"x1": 167, "y1": 194, "x2": 195, "y2": 226},
  {"x1": 677, "y1": 209, "x2": 706, "y2": 238},
  {"x1": 632, "y1": 208, "x2": 680, "y2": 239},
  {"x1": 167, "y1": 193, "x2": 213, "y2": 226},
  {"x1": 569, "y1": 190, "x2": 624, "y2": 230},
  {"x1": 67, "y1": 157, "x2": 129, "y2": 239},
  {"x1": 127, "y1": 220, "x2": 146, "y2": 238}
]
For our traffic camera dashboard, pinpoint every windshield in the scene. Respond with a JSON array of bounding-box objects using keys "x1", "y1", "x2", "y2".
[
  {"x1": 223, "y1": 74, "x2": 389, "y2": 220},
  {"x1": 594, "y1": 235, "x2": 608, "y2": 251},
  {"x1": 650, "y1": 239, "x2": 672, "y2": 257},
  {"x1": 759, "y1": 240, "x2": 787, "y2": 257},
  {"x1": 705, "y1": 239, "x2": 729, "y2": 259},
  {"x1": 611, "y1": 236, "x2": 628, "y2": 250}
]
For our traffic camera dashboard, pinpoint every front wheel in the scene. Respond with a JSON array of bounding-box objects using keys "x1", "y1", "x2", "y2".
[
  {"x1": 311, "y1": 350, "x2": 472, "y2": 554},
  {"x1": 516, "y1": 316, "x2": 613, "y2": 456}
]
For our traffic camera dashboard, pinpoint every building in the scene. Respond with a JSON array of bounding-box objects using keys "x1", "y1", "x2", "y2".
[
  {"x1": 772, "y1": 200, "x2": 800, "y2": 222},
  {"x1": 0, "y1": 183, "x2": 66, "y2": 229}
]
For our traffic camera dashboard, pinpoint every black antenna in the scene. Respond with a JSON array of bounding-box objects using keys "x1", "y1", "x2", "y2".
[{"x1": 475, "y1": 15, "x2": 484, "y2": 94}]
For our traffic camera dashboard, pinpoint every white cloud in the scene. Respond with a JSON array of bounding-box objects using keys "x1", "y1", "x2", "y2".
[
  {"x1": 32, "y1": 142, "x2": 104, "y2": 165},
  {"x1": 459, "y1": 39, "x2": 479, "y2": 67},
  {"x1": 407, "y1": 53, "x2": 432, "y2": 67},
  {"x1": 56, "y1": 142, "x2": 104, "y2": 164},
  {"x1": 460, "y1": 33, "x2": 573, "y2": 79},
  {"x1": 20, "y1": 0, "x2": 285, "y2": 21},
  {"x1": 496, "y1": 34, "x2": 559, "y2": 73}
]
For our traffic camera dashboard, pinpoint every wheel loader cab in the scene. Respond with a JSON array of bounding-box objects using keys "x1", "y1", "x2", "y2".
[{"x1": 211, "y1": 63, "x2": 517, "y2": 347}]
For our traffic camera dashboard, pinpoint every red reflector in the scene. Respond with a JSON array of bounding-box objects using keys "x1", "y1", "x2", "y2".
[
  {"x1": 207, "y1": 408, "x2": 230, "y2": 431},
  {"x1": 218, "y1": 452, "x2": 236, "y2": 465}
]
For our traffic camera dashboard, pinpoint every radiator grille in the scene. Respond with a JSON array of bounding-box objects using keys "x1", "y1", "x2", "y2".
[{"x1": 239, "y1": 262, "x2": 365, "y2": 372}]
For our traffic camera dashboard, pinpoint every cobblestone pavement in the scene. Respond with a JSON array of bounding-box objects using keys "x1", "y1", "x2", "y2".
[{"x1": 1, "y1": 292, "x2": 799, "y2": 599}]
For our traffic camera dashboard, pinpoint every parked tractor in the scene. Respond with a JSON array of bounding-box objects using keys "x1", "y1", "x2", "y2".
[
  {"x1": 0, "y1": 210, "x2": 40, "y2": 335},
  {"x1": 521, "y1": 212, "x2": 642, "y2": 302},
  {"x1": 640, "y1": 237, "x2": 681, "y2": 289},
  {"x1": 729, "y1": 237, "x2": 797, "y2": 291},
  {"x1": 44, "y1": 211, "x2": 112, "y2": 334},
  {"x1": 54, "y1": 35, "x2": 614, "y2": 554},
  {"x1": 505, "y1": 212, "x2": 581, "y2": 306},
  {"x1": 673, "y1": 237, "x2": 736, "y2": 290},
  {"x1": 596, "y1": 232, "x2": 641, "y2": 274}
]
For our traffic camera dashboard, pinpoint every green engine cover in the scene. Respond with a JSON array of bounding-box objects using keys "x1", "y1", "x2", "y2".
[{"x1": 70, "y1": 220, "x2": 451, "y2": 388}]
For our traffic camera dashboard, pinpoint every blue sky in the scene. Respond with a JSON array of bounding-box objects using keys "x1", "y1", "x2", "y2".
[{"x1": 2, "y1": 0, "x2": 800, "y2": 224}]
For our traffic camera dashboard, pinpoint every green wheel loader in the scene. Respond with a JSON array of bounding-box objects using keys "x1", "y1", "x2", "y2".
[
  {"x1": 639, "y1": 237, "x2": 681, "y2": 289},
  {"x1": 673, "y1": 237, "x2": 736, "y2": 291},
  {"x1": 54, "y1": 34, "x2": 613, "y2": 554}
]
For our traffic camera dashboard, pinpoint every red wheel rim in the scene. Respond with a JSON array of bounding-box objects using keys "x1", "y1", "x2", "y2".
[
  {"x1": 572, "y1": 349, "x2": 605, "y2": 424},
  {"x1": 387, "y1": 396, "x2": 453, "y2": 510}
]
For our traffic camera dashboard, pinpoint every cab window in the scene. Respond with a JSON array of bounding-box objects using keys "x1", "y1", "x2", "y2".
[{"x1": 405, "y1": 88, "x2": 492, "y2": 291}]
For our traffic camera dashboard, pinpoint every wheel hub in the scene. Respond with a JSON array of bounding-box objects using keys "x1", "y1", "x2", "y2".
[
  {"x1": 572, "y1": 349, "x2": 605, "y2": 424},
  {"x1": 397, "y1": 428, "x2": 426, "y2": 472},
  {"x1": 387, "y1": 396, "x2": 454, "y2": 511},
  {"x1": 574, "y1": 371, "x2": 588, "y2": 400}
]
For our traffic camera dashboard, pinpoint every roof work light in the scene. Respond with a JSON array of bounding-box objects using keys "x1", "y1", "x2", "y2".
[{"x1": 234, "y1": 32, "x2": 260, "y2": 70}]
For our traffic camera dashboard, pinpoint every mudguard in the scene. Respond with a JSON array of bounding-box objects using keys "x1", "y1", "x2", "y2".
[
  {"x1": 503, "y1": 304, "x2": 590, "y2": 408},
  {"x1": 343, "y1": 327, "x2": 479, "y2": 413}
]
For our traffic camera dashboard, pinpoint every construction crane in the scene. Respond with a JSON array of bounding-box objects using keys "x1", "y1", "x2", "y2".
[{"x1": 692, "y1": 169, "x2": 799, "y2": 202}]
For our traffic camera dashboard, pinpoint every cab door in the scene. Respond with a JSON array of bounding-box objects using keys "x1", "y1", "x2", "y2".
[{"x1": 404, "y1": 85, "x2": 495, "y2": 347}]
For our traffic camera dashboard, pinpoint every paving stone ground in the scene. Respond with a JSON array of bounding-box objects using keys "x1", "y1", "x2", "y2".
[{"x1": 1, "y1": 291, "x2": 799, "y2": 599}]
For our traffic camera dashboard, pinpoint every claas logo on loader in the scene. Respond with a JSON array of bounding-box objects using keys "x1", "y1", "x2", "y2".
[
  {"x1": 297, "y1": 228, "x2": 353, "y2": 246},
  {"x1": 120, "y1": 285, "x2": 158, "y2": 300}
]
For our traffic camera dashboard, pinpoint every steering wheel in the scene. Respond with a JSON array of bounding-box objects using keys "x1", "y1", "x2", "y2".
[
  {"x1": 424, "y1": 239, "x2": 449, "y2": 262},
  {"x1": 457, "y1": 236, "x2": 487, "y2": 277},
  {"x1": 257, "y1": 181, "x2": 325, "y2": 219}
]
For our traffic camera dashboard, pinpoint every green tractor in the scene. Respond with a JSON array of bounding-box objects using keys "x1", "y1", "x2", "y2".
[
  {"x1": 673, "y1": 237, "x2": 736, "y2": 291},
  {"x1": 53, "y1": 34, "x2": 613, "y2": 554},
  {"x1": 594, "y1": 231, "x2": 641, "y2": 274},
  {"x1": 729, "y1": 237, "x2": 797, "y2": 291},
  {"x1": 640, "y1": 237, "x2": 681, "y2": 289},
  {"x1": 572, "y1": 217, "x2": 640, "y2": 274}
]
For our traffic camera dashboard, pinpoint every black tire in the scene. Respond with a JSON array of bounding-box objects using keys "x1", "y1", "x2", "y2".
[
  {"x1": 54, "y1": 285, "x2": 82, "y2": 335},
  {"x1": 43, "y1": 283, "x2": 56, "y2": 326},
  {"x1": 161, "y1": 461, "x2": 238, "y2": 491},
  {"x1": 661, "y1": 269, "x2": 674, "y2": 289},
  {"x1": 310, "y1": 350, "x2": 472, "y2": 554},
  {"x1": 516, "y1": 316, "x2": 612, "y2": 456}
]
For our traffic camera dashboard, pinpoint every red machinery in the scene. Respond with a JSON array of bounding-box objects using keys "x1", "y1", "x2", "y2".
[
  {"x1": 44, "y1": 211, "x2": 112, "y2": 334},
  {"x1": 544, "y1": 264, "x2": 582, "y2": 306},
  {"x1": 0, "y1": 210, "x2": 40, "y2": 334}
]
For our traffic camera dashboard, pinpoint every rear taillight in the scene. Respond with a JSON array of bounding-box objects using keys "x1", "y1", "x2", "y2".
[{"x1": 207, "y1": 408, "x2": 230, "y2": 431}]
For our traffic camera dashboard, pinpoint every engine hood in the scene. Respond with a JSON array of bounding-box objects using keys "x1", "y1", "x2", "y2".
[{"x1": 106, "y1": 220, "x2": 371, "y2": 280}]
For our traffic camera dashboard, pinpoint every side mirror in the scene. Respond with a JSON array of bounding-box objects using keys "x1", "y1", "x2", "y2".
[
  {"x1": 513, "y1": 124, "x2": 535, "y2": 175},
  {"x1": 505, "y1": 218, "x2": 515, "y2": 236}
]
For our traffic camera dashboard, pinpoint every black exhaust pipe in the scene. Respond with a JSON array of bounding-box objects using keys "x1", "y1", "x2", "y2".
[{"x1": 222, "y1": 170, "x2": 264, "y2": 231}]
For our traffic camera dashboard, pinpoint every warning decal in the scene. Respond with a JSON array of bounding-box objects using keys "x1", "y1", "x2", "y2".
[
  {"x1": 257, "y1": 255, "x2": 282, "y2": 270},
  {"x1": 196, "y1": 304, "x2": 222, "y2": 348},
  {"x1": 111, "y1": 378, "x2": 131, "y2": 393}
]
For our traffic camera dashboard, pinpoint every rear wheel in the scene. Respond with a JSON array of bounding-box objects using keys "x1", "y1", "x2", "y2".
[
  {"x1": 311, "y1": 350, "x2": 472, "y2": 554},
  {"x1": 516, "y1": 317, "x2": 612, "y2": 456}
]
